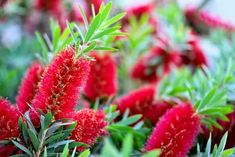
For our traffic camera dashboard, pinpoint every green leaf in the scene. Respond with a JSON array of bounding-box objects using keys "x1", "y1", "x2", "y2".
[
  {"x1": 82, "y1": 41, "x2": 97, "y2": 53},
  {"x1": 216, "y1": 132, "x2": 228, "y2": 157},
  {"x1": 142, "y1": 149, "x2": 161, "y2": 157},
  {"x1": 78, "y1": 149, "x2": 90, "y2": 157},
  {"x1": 28, "y1": 129, "x2": 39, "y2": 151},
  {"x1": 60, "y1": 143, "x2": 69, "y2": 157},
  {"x1": 94, "y1": 46, "x2": 118, "y2": 52},
  {"x1": 85, "y1": 13, "x2": 101, "y2": 43},
  {"x1": 11, "y1": 140, "x2": 32, "y2": 156},
  {"x1": 116, "y1": 114, "x2": 142, "y2": 126},
  {"x1": 121, "y1": 134, "x2": 133, "y2": 157},
  {"x1": 44, "y1": 133, "x2": 65, "y2": 145},
  {"x1": 78, "y1": 5, "x2": 89, "y2": 30},
  {"x1": 91, "y1": 26, "x2": 121, "y2": 40},
  {"x1": 43, "y1": 147, "x2": 47, "y2": 157},
  {"x1": 102, "y1": 12, "x2": 126, "y2": 28},
  {"x1": 47, "y1": 140, "x2": 74, "y2": 149}
]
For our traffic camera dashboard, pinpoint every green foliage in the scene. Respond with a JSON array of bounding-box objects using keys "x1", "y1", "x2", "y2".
[
  {"x1": 96, "y1": 134, "x2": 160, "y2": 157},
  {"x1": 36, "y1": 2, "x2": 125, "y2": 64},
  {"x1": 197, "y1": 132, "x2": 235, "y2": 157},
  {"x1": 8, "y1": 112, "x2": 86, "y2": 156},
  {"x1": 157, "y1": 66, "x2": 234, "y2": 130}
]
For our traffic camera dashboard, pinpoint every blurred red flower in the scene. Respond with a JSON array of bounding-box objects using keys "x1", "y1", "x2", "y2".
[{"x1": 131, "y1": 46, "x2": 181, "y2": 82}]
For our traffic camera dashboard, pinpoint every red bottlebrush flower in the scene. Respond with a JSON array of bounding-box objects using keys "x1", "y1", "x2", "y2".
[
  {"x1": 117, "y1": 85, "x2": 155, "y2": 115},
  {"x1": 0, "y1": 98, "x2": 20, "y2": 140},
  {"x1": 0, "y1": 145, "x2": 17, "y2": 157},
  {"x1": 83, "y1": 52, "x2": 117, "y2": 101},
  {"x1": 131, "y1": 46, "x2": 181, "y2": 82},
  {"x1": 142, "y1": 101, "x2": 172, "y2": 124},
  {"x1": 145, "y1": 103, "x2": 200, "y2": 157},
  {"x1": 122, "y1": 3, "x2": 158, "y2": 33},
  {"x1": 181, "y1": 34, "x2": 208, "y2": 68},
  {"x1": 90, "y1": 0, "x2": 103, "y2": 14},
  {"x1": 34, "y1": 0, "x2": 61, "y2": 12},
  {"x1": 185, "y1": 7, "x2": 235, "y2": 33},
  {"x1": 30, "y1": 48, "x2": 90, "y2": 124},
  {"x1": 0, "y1": 0, "x2": 7, "y2": 7},
  {"x1": 70, "y1": 108, "x2": 107, "y2": 148},
  {"x1": 16, "y1": 61, "x2": 44, "y2": 113},
  {"x1": 117, "y1": 85, "x2": 172, "y2": 124},
  {"x1": 126, "y1": 3, "x2": 154, "y2": 19}
]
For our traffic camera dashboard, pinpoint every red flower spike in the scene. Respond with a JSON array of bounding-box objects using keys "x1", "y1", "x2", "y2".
[
  {"x1": 117, "y1": 85, "x2": 155, "y2": 114},
  {"x1": 126, "y1": 3, "x2": 154, "y2": 19},
  {"x1": 34, "y1": 0, "x2": 61, "y2": 12},
  {"x1": 142, "y1": 101, "x2": 172, "y2": 124},
  {"x1": 70, "y1": 109, "x2": 107, "y2": 149},
  {"x1": 181, "y1": 34, "x2": 208, "y2": 68},
  {"x1": 188, "y1": 39, "x2": 208, "y2": 67},
  {"x1": 84, "y1": 52, "x2": 117, "y2": 101},
  {"x1": 185, "y1": 7, "x2": 235, "y2": 32},
  {"x1": 30, "y1": 48, "x2": 90, "y2": 125},
  {"x1": 0, "y1": 98, "x2": 20, "y2": 140},
  {"x1": 16, "y1": 61, "x2": 44, "y2": 113},
  {"x1": 0, "y1": 145, "x2": 17, "y2": 157},
  {"x1": 145, "y1": 103, "x2": 200, "y2": 157},
  {"x1": 131, "y1": 46, "x2": 181, "y2": 82}
]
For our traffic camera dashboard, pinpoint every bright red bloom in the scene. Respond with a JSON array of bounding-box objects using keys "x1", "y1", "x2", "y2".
[
  {"x1": 16, "y1": 61, "x2": 44, "y2": 113},
  {"x1": 145, "y1": 103, "x2": 200, "y2": 157},
  {"x1": 117, "y1": 85, "x2": 155, "y2": 114},
  {"x1": 131, "y1": 46, "x2": 181, "y2": 82},
  {"x1": 89, "y1": 0, "x2": 103, "y2": 14},
  {"x1": 181, "y1": 34, "x2": 208, "y2": 68},
  {"x1": 30, "y1": 48, "x2": 90, "y2": 124},
  {"x1": 117, "y1": 85, "x2": 173, "y2": 124},
  {"x1": 0, "y1": 145, "x2": 17, "y2": 157},
  {"x1": 185, "y1": 7, "x2": 235, "y2": 33},
  {"x1": 122, "y1": 3, "x2": 158, "y2": 33},
  {"x1": 84, "y1": 52, "x2": 117, "y2": 101},
  {"x1": 70, "y1": 109, "x2": 107, "y2": 148},
  {"x1": 0, "y1": 98, "x2": 20, "y2": 140},
  {"x1": 142, "y1": 101, "x2": 172, "y2": 124},
  {"x1": 126, "y1": 3, "x2": 154, "y2": 19},
  {"x1": 34, "y1": 0, "x2": 61, "y2": 12}
]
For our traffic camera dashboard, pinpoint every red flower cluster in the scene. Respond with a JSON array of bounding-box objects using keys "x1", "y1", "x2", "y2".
[
  {"x1": 30, "y1": 48, "x2": 90, "y2": 123},
  {"x1": 145, "y1": 103, "x2": 200, "y2": 157},
  {"x1": 117, "y1": 85, "x2": 155, "y2": 115},
  {"x1": 70, "y1": 108, "x2": 107, "y2": 147},
  {"x1": 122, "y1": 3, "x2": 158, "y2": 33},
  {"x1": 131, "y1": 46, "x2": 181, "y2": 82},
  {"x1": 34, "y1": 0, "x2": 61, "y2": 12},
  {"x1": 0, "y1": 98, "x2": 20, "y2": 140},
  {"x1": 16, "y1": 61, "x2": 44, "y2": 113},
  {"x1": 88, "y1": 0, "x2": 103, "y2": 14},
  {"x1": 126, "y1": 3, "x2": 154, "y2": 19},
  {"x1": 0, "y1": 145, "x2": 17, "y2": 157},
  {"x1": 185, "y1": 7, "x2": 235, "y2": 32},
  {"x1": 117, "y1": 85, "x2": 171, "y2": 123},
  {"x1": 84, "y1": 52, "x2": 117, "y2": 101},
  {"x1": 181, "y1": 34, "x2": 208, "y2": 68}
]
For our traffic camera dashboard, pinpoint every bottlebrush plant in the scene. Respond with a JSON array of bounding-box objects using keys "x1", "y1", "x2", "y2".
[{"x1": 1, "y1": 1, "x2": 235, "y2": 157}]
